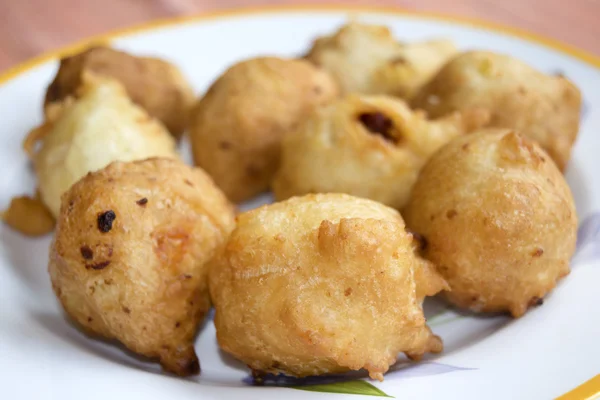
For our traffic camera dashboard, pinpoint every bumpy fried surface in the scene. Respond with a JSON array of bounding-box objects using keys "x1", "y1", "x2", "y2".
[
  {"x1": 48, "y1": 158, "x2": 235, "y2": 375},
  {"x1": 306, "y1": 22, "x2": 456, "y2": 98},
  {"x1": 412, "y1": 51, "x2": 581, "y2": 171},
  {"x1": 210, "y1": 194, "x2": 447, "y2": 381},
  {"x1": 403, "y1": 130, "x2": 577, "y2": 317},
  {"x1": 28, "y1": 74, "x2": 179, "y2": 217},
  {"x1": 188, "y1": 57, "x2": 338, "y2": 203},
  {"x1": 273, "y1": 95, "x2": 489, "y2": 209},
  {"x1": 44, "y1": 46, "x2": 195, "y2": 139}
]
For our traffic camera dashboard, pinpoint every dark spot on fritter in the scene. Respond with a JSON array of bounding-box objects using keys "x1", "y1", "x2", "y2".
[
  {"x1": 68, "y1": 200, "x2": 74, "y2": 212},
  {"x1": 122, "y1": 306, "x2": 131, "y2": 314},
  {"x1": 184, "y1": 179, "x2": 193, "y2": 187},
  {"x1": 219, "y1": 141, "x2": 232, "y2": 150},
  {"x1": 80, "y1": 246, "x2": 93, "y2": 260},
  {"x1": 180, "y1": 357, "x2": 200, "y2": 375},
  {"x1": 175, "y1": 321, "x2": 181, "y2": 328},
  {"x1": 86, "y1": 260, "x2": 111, "y2": 270},
  {"x1": 136, "y1": 197, "x2": 148, "y2": 206},
  {"x1": 531, "y1": 248, "x2": 544, "y2": 257},
  {"x1": 529, "y1": 297, "x2": 544, "y2": 307},
  {"x1": 313, "y1": 86, "x2": 322, "y2": 95},
  {"x1": 246, "y1": 165, "x2": 261, "y2": 177},
  {"x1": 344, "y1": 288, "x2": 352, "y2": 296},
  {"x1": 358, "y1": 112, "x2": 398, "y2": 144},
  {"x1": 87, "y1": 317, "x2": 93, "y2": 323},
  {"x1": 390, "y1": 56, "x2": 407, "y2": 65},
  {"x1": 446, "y1": 209, "x2": 458, "y2": 219},
  {"x1": 462, "y1": 143, "x2": 470, "y2": 151},
  {"x1": 97, "y1": 210, "x2": 116, "y2": 233}
]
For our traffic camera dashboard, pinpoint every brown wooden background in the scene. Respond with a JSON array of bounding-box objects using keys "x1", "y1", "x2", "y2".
[{"x1": 0, "y1": 0, "x2": 598, "y2": 73}]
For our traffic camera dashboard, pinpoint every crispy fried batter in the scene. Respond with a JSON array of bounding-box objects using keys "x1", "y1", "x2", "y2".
[
  {"x1": 1, "y1": 195, "x2": 55, "y2": 236},
  {"x1": 48, "y1": 158, "x2": 235, "y2": 375},
  {"x1": 188, "y1": 57, "x2": 338, "y2": 202},
  {"x1": 412, "y1": 51, "x2": 581, "y2": 170},
  {"x1": 404, "y1": 130, "x2": 577, "y2": 317},
  {"x1": 306, "y1": 22, "x2": 457, "y2": 98},
  {"x1": 29, "y1": 74, "x2": 179, "y2": 217},
  {"x1": 273, "y1": 94, "x2": 489, "y2": 209},
  {"x1": 210, "y1": 193, "x2": 446, "y2": 380},
  {"x1": 45, "y1": 46, "x2": 194, "y2": 139}
]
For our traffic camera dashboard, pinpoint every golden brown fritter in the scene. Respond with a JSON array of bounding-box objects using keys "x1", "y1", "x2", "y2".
[
  {"x1": 403, "y1": 130, "x2": 577, "y2": 317},
  {"x1": 210, "y1": 193, "x2": 447, "y2": 381},
  {"x1": 273, "y1": 94, "x2": 489, "y2": 209},
  {"x1": 412, "y1": 51, "x2": 581, "y2": 171},
  {"x1": 27, "y1": 74, "x2": 179, "y2": 217},
  {"x1": 44, "y1": 46, "x2": 195, "y2": 139},
  {"x1": 306, "y1": 22, "x2": 457, "y2": 98},
  {"x1": 188, "y1": 57, "x2": 338, "y2": 203},
  {"x1": 48, "y1": 158, "x2": 235, "y2": 375}
]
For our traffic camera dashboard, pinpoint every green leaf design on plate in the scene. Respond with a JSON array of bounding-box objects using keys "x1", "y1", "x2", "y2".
[{"x1": 292, "y1": 380, "x2": 393, "y2": 397}]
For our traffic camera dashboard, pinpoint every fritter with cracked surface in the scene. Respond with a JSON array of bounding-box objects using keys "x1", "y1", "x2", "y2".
[
  {"x1": 49, "y1": 158, "x2": 235, "y2": 375},
  {"x1": 404, "y1": 130, "x2": 577, "y2": 317},
  {"x1": 273, "y1": 94, "x2": 489, "y2": 209},
  {"x1": 210, "y1": 193, "x2": 447, "y2": 381}
]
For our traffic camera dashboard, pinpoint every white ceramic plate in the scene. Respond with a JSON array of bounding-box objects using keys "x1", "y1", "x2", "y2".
[{"x1": 1, "y1": 6, "x2": 599, "y2": 400}]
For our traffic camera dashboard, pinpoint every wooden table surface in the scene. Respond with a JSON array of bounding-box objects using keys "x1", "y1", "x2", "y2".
[{"x1": 0, "y1": 0, "x2": 598, "y2": 73}]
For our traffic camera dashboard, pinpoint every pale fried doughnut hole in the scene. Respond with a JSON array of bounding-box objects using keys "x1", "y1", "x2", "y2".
[{"x1": 404, "y1": 130, "x2": 577, "y2": 317}]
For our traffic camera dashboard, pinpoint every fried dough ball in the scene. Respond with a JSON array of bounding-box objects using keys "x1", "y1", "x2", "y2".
[
  {"x1": 412, "y1": 51, "x2": 581, "y2": 171},
  {"x1": 210, "y1": 193, "x2": 447, "y2": 381},
  {"x1": 273, "y1": 95, "x2": 489, "y2": 209},
  {"x1": 306, "y1": 22, "x2": 457, "y2": 98},
  {"x1": 403, "y1": 130, "x2": 577, "y2": 317},
  {"x1": 26, "y1": 74, "x2": 179, "y2": 217},
  {"x1": 48, "y1": 158, "x2": 235, "y2": 375},
  {"x1": 45, "y1": 46, "x2": 195, "y2": 139},
  {"x1": 189, "y1": 57, "x2": 338, "y2": 202}
]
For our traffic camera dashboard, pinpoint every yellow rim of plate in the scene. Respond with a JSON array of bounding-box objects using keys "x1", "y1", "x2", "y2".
[
  {"x1": 556, "y1": 375, "x2": 600, "y2": 400},
  {"x1": 0, "y1": 3, "x2": 599, "y2": 86},
  {"x1": 0, "y1": 4, "x2": 598, "y2": 398}
]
